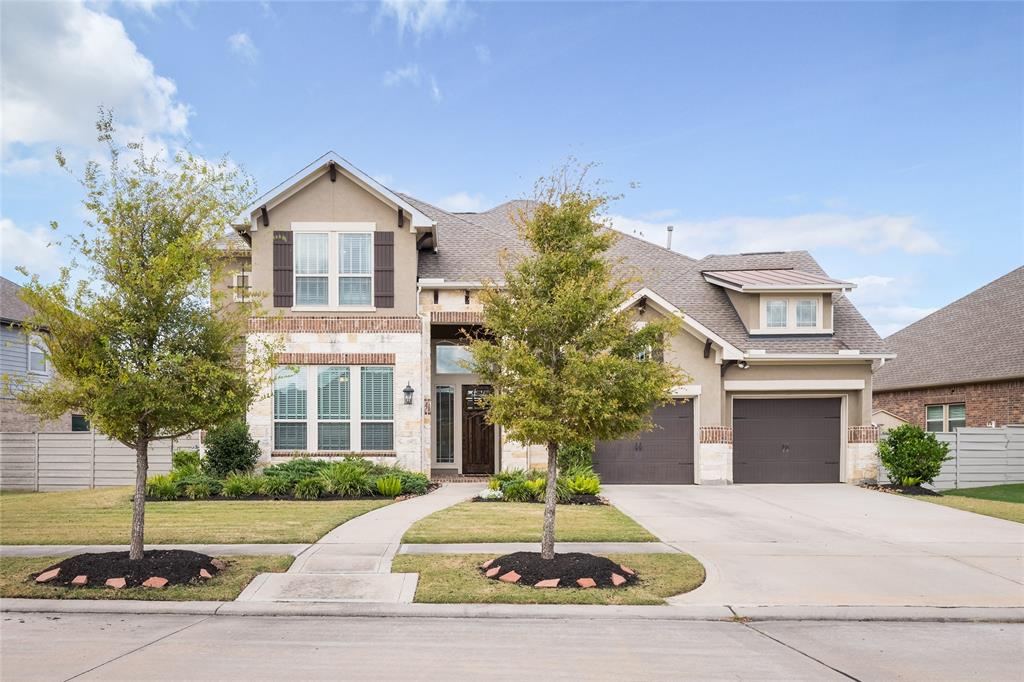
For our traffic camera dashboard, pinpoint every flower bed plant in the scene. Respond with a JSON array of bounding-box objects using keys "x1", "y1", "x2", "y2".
[
  {"x1": 146, "y1": 456, "x2": 432, "y2": 502},
  {"x1": 477, "y1": 465, "x2": 603, "y2": 505}
]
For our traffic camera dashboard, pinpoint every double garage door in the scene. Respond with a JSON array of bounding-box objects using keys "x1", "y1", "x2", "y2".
[{"x1": 594, "y1": 397, "x2": 841, "y2": 484}]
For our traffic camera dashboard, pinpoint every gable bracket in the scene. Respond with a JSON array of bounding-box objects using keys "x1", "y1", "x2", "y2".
[
  {"x1": 329, "y1": 162, "x2": 337, "y2": 182},
  {"x1": 260, "y1": 206, "x2": 269, "y2": 227}
]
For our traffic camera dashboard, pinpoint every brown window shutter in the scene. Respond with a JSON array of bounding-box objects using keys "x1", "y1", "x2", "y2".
[
  {"x1": 272, "y1": 231, "x2": 293, "y2": 308},
  {"x1": 374, "y1": 231, "x2": 395, "y2": 308}
]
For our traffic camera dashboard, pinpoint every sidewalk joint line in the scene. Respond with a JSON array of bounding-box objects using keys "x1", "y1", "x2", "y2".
[{"x1": 742, "y1": 621, "x2": 861, "y2": 681}]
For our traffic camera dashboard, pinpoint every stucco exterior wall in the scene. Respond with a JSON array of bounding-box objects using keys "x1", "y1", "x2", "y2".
[
  {"x1": 248, "y1": 171, "x2": 420, "y2": 317},
  {"x1": 874, "y1": 379, "x2": 1024, "y2": 429},
  {"x1": 663, "y1": 326, "x2": 721, "y2": 426}
]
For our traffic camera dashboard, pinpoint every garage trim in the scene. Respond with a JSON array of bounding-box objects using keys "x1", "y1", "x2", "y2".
[
  {"x1": 724, "y1": 380, "x2": 864, "y2": 391},
  {"x1": 729, "y1": 393, "x2": 848, "y2": 483}
]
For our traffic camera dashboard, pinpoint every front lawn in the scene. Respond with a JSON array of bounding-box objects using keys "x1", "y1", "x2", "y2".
[
  {"x1": 921, "y1": 483, "x2": 1024, "y2": 524},
  {"x1": 392, "y1": 553, "x2": 704, "y2": 605},
  {"x1": 0, "y1": 554, "x2": 293, "y2": 601},
  {"x1": 401, "y1": 501, "x2": 657, "y2": 543},
  {"x1": 0, "y1": 488, "x2": 391, "y2": 544}
]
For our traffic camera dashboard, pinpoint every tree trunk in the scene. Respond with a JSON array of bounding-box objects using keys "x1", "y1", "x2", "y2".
[
  {"x1": 540, "y1": 441, "x2": 559, "y2": 560},
  {"x1": 129, "y1": 438, "x2": 149, "y2": 561}
]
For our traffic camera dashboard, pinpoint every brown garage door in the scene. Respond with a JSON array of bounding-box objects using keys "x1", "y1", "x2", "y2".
[
  {"x1": 733, "y1": 398, "x2": 841, "y2": 483},
  {"x1": 593, "y1": 400, "x2": 694, "y2": 484}
]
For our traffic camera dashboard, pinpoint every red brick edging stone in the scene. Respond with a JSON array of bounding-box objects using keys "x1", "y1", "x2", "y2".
[
  {"x1": 105, "y1": 578, "x2": 126, "y2": 589},
  {"x1": 498, "y1": 571, "x2": 521, "y2": 583},
  {"x1": 71, "y1": 575, "x2": 88, "y2": 586},
  {"x1": 576, "y1": 577, "x2": 597, "y2": 589},
  {"x1": 142, "y1": 577, "x2": 169, "y2": 588},
  {"x1": 35, "y1": 568, "x2": 60, "y2": 583}
]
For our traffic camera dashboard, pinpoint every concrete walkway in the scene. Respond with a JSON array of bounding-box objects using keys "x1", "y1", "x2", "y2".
[
  {"x1": 604, "y1": 483, "x2": 1024, "y2": 607},
  {"x1": 236, "y1": 483, "x2": 484, "y2": 604},
  {"x1": 0, "y1": 544, "x2": 308, "y2": 557}
]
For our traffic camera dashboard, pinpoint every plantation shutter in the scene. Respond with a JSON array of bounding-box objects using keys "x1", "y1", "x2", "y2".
[
  {"x1": 374, "y1": 231, "x2": 394, "y2": 308},
  {"x1": 272, "y1": 231, "x2": 293, "y2": 308},
  {"x1": 317, "y1": 367, "x2": 350, "y2": 420},
  {"x1": 361, "y1": 366, "x2": 394, "y2": 450}
]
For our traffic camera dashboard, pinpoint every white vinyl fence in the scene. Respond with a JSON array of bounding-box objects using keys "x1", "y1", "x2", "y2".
[
  {"x1": 880, "y1": 426, "x2": 1024, "y2": 490},
  {"x1": 0, "y1": 431, "x2": 201, "y2": 492}
]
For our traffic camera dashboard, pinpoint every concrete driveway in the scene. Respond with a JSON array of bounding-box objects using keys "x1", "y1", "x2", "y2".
[{"x1": 603, "y1": 484, "x2": 1024, "y2": 607}]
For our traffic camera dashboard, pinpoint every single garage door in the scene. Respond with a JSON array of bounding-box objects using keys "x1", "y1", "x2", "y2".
[
  {"x1": 733, "y1": 398, "x2": 841, "y2": 483},
  {"x1": 593, "y1": 400, "x2": 694, "y2": 484}
]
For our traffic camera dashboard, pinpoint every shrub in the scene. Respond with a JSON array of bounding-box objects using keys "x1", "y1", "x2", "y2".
[
  {"x1": 294, "y1": 477, "x2": 325, "y2": 500},
  {"x1": 184, "y1": 481, "x2": 214, "y2": 500},
  {"x1": 493, "y1": 469, "x2": 528, "y2": 486},
  {"x1": 563, "y1": 471, "x2": 601, "y2": 496},
  {"x1": 262, "y1": 475, "x2": 294, "y2": 497},
  {"x1": 376, "y1": 475, "x2": 403, "y2": 497},
  {"x1": 223, "y1": 473, "x2": 264, "y2": 498},
  {"x1": 146, "y1": 474, "x2": 179, "y2": 500},
  {"x1": 171, "y1": 449, "x2": 201, "y2": 472},
  {"x1": 487, "y1": 478, "x2": 501, "y2": 491},
  {"x1": 174, "y1": 472, "x2": 222, "y2": 497},
  {"x1": 879, "y1": 424, "x2": 950, "y2": 486},
  {"x1": 502, "y1": 480, "x2": 534, "y2": 503},
  {"x1": 525, "y1": 478, "x2": 547, "y2": 501},
  {"x1": 204, "y1": 420, "x2": 262, "y2": 478},
  {"x1": 320, "y1": 461, "x2": 372, "y2": 497},
  {"x1": 395, "y1": 470, "x2": 430, "y2": 495},
  {"x1": 557, "y1": 440, "x2": 594, "y2": 471},
  {"x1": 262, "y1": 458, "x2": 330, "y2": 486}
]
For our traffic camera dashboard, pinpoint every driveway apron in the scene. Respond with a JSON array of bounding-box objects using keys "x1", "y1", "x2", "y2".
[
  {"x1": 236, "y1": 483, "x2": 484, "y2": 603},
  {"x1": 603, "y1": 484, "x2": 1024, "y2": 607}
]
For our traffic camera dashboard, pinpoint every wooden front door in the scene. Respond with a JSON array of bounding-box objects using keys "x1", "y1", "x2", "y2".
[{"x1": 462, "y1": 385, "x2": 495, "y2": 474}]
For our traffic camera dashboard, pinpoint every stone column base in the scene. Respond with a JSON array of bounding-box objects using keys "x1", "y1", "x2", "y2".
[{"x1": 699, "y1": 426, "x2": 733, "y2": 484}]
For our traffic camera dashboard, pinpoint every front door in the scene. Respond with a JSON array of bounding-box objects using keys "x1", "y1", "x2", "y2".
[{"x1": 462, "y1": 385, "x2": 495, "y2": 474}]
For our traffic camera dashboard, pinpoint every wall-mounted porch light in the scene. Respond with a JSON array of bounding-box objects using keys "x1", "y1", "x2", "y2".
[{"x1": 403, "y1": 382, "x2": 415, "y2": 405}]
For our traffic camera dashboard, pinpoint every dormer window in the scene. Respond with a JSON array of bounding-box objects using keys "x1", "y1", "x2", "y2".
[
  {"x1": 756, "y1": 296, "x2": 827, "y2": 334},
  {"x1": 765, "y1": 300, "x2": 788, "y2": 328},
  {"x1": 796, "y1": 299, "x2": 818, "y2": 327}
]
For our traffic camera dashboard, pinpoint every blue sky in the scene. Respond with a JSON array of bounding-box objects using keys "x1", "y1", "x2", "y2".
[{"x1": 2, "y1": 0, "x2": 1021, "y2": 336}]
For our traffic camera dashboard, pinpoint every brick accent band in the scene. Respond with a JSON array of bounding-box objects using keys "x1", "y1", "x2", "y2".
[
  {"x1": 250, "y1": 316, "x2": 421, "y2": 333},
  {"x1": 848, "y1": 425, "x2": 880, "y2": 444},
  {"x1": 431, "y1": 311, "x2": 484, "y2": 325},
  {"x1": 275, "y1": 352, "x2": 394, "y2": 365},
  {"x1": 270, "y1": 451, "x2": 396, "y2": 458},
  {"x1": 700, "y1": 426, "x2": 733, "y2": 444}
]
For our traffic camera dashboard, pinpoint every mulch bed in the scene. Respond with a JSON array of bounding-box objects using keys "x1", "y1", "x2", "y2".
[
  {"x1": 480, "y1": 552, "x2": 639, "y2": 589},
  {"x1": 30, "y1": 550, "x2": 222, "y2": 588},
  {"x1": 861, "y1": 483, "x2": 942, "y2": 497},
  {"x1": 145, "y1": 484, "x2": 440, "y2": 503}
]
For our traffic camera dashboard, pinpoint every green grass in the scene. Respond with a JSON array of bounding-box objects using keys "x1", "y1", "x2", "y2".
[
  {"x1": 0, "y1": 487, "x2": 391, "y2": 544},
  {"x1": 0, "y1": 554, "x2": 293, "y2": 601},
  {"x1": 919, "y1": 483, "x2": 1024, "y2": 524},
  {"x1": 402, "y1": 501, "x2": 657, "y2": 543},
  {"x1": 392, "y1": 553, "x2": 704, "y2": 605}
]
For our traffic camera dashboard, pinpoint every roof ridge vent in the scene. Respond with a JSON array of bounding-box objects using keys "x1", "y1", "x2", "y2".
[{"x1": 738, "y1": 251, "x2": 786, "y2": 256}]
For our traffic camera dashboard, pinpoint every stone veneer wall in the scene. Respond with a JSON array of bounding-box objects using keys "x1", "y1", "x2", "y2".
[
  {"x1": 846, "y1": 425, "x2": 880, "y2": 484},
  {"x1": 248, "y1": 325, "x2": 426, "y2": 472},
  {"x1": 699, "y1": 426, "x2": 733, "y2": 484}
]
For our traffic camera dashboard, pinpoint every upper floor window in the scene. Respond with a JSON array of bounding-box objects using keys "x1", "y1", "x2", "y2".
[
  {"x1": 796, "y1": 299, "x2": 818, "y2": 327},
  {"x1": 293, "y1": 228, "x2": 374, "y2": 308},
  {"x1": 28, "y1": 334, "x2": 47, "y2": 375},
  {"x1": 232, "y1": 272, "x2": 251, "y2": 303},
  {"x1": 926, "y1": 403, "x2": 965, "y2": 432},
  {"x1": 765, "y1": 299, "x2": 787, "y2": 328}
]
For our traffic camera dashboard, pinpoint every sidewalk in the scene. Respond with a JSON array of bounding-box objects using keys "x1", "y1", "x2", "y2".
[{"x1": 235, "y1": 483, "x2": 484, "y2": 604}]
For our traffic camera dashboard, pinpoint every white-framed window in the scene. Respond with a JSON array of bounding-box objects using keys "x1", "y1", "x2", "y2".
[
  {"x1": 273, "y1": 366, "x2": 308, "y2": 449},
  {"x1": 765, "y1": 299, "x2": 788, "y2": 328},
  {"x1": 273, "y1": 364, "x2": 395, "y2": 452},
  {"x1": 232, "y1": 271, "x2": 251, "y2": 303},
  {"x1": 435, "y1": 385, "x2": 455, "y2": 464},
  {"x1": 317, "y1": 367, "x2": 350, "y2": 450},
  {"x1": 435, "y1": 345, "x2": 473, "y2": 374},
  {"x1": 361, "y1": 366, "x2": 394, "y2": 450},
  {"x1": 294, "y1": 232, "x2": 329, "y2": 306},
  {"x1": 291, "y1": 224, "x2": 375, "y2": 309},
  {"x1": 926, "y1": 403, "x2": 966, "y2": 432},
  {"x1": 28, "y1": 334, "x2": 47, "y2": 375},
  {"x1": 796, "y1": 299, "x2": 818, "y2": 327}
]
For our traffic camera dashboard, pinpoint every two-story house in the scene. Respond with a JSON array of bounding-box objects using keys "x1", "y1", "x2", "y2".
[{"x1": 229, "y1": 152, "x2": 892, "y2": 485}]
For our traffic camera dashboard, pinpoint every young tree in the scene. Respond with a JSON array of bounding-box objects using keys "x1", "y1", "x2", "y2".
[
  {"x1": 469, "y1": 164, "x2": 685, "y2": 560},
  {"x1": 15, "y1": 112, "x2": 274, "y2": 560}
]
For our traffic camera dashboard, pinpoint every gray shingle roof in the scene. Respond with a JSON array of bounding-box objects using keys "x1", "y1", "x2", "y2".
[
  {"x1": 0, "y1": 276, "x2": 35, "y2": 325},
  {"x1": 873, "y1": 266, "x2": 1024, "y2": 390},
  {"x1": 409, "y1": 197, "x2": 886, "y2": 355}
]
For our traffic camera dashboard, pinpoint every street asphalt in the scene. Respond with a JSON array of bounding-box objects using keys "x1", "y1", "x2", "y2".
[{"x1": 1, "y1": 611, "x2": 1021, "y2": 681}]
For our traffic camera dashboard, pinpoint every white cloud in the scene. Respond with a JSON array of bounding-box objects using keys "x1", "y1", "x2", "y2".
[
  {"x1": 429, "y1": 76, "x2": 442, "y2": 102},
  {"x1": 379, "y1": 0, "x2": 467, "y2": 39},
  {"x1": 1, "y1": 1, "x2": 191, "y2": 172},
  {"x1": 0, "y1": 219, "x2": 65, "y2": 278},
  {"x1": 475, "y1": 44, "x2": 491, "y2": 64},
  {"x1": 228, "y1": 31, "x2": 259, "y2": 64},
  {"x1": 120, "y1": 0, "x2": 176, "y2": 14},
  {"x1": 607, "y1": 212, "x2": 946, "y2": 258},
  {"x1": 382, "y1": 64, "x2": 421, "y2": 87},
  {"x1": 858, "y1": 304, "x2": 937, "y2": 337},
  {"x1": 842, "y1": 275, "x2": 936, "y2": 336},
  {"x1": 437, "y1": 192, "x2": 486, "y2": 212}
]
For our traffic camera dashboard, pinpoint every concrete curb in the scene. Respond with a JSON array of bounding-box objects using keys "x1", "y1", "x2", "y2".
[{"x1": 3, "y1": 598, "x2": 1021, "y2": 623}]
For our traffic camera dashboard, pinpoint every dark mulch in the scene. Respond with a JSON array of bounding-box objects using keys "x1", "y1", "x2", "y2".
[
  {"x1": 861, "y1": 483, "x2": 942, "y2": 497},
  {"x1": 31, "y1": 550, "x2": 221, "y2": 588},
  {"x1": 482, "y1": 552, "x2": 639, "y2": 588},
  {"x1": 472, "y1": 495, "x2": 607, "y2": 506},
  {"x1": 145, "y1": 484, "x2": 439, "y2": 503}
]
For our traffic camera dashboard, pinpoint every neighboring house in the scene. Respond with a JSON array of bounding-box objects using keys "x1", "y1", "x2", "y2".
[
  {"x1": 871, "y1": 408, "x2": 908, "y2": 433},
  {"x1": 230, "y1": 152, "x2": 891, "y2": 485},
  {"x1": 873, "y1": 267, "x2": 1024, "y2": 431},
  {"x1": 0, "y1": 277, "x2": 88, "y2": 432}
]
